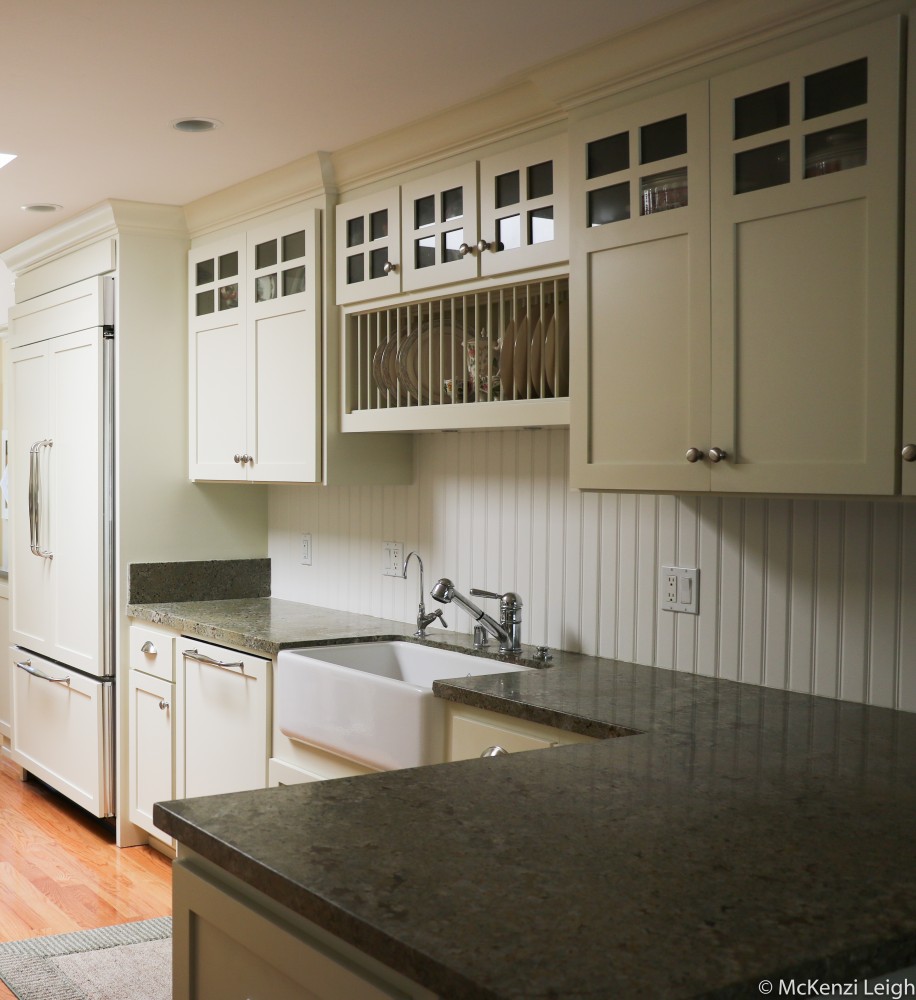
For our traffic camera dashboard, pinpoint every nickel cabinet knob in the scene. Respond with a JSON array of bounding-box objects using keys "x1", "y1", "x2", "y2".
[
  {"x1": 685, "y1": 447, "x2": 705, "y2": 463},
  {"x1": 476, "y1": 239, "x2": 491, "y2": 253},
  {"x1": 382, "y1": 260, "x2": 397, "y2": 275},
  {"x1": 903, "y1": 444, "x2": 916, "y2": 462},
  {"x1": 708, "y1": 447, "x2": 728, "y2": 463}
]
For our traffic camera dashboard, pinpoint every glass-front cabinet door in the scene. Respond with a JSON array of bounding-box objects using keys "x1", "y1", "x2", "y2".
[
  {"x1": 335, "y1": 188, "x2": 401, "y2": 305},
  {"x1": 188, "y1": 234, "x2": 248, "y2": 482},
  {"x1": 569, "y1": 82, "x2": 711, "y2": 492},
  {"x1": 709, "y1": 15, "x2": 901, "y2": 494},
  {"x1": 400, "y1": 162, "x2": 479, "y2": 292},
  {"x1": 246, "y1": 211, "x2": 321, "y2": 484},
  {"x1": 478, "y1": 134, "x2": 569, "y2": 277}
]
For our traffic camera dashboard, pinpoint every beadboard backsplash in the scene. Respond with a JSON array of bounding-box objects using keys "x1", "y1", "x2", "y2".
[{"x1": 269, "y1": 429, "x2": 916, "y2": 713}]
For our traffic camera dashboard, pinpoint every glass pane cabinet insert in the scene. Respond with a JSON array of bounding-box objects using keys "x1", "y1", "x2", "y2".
[{"x1": 335, "y1": 187, "x2": 402, "y2": 305}]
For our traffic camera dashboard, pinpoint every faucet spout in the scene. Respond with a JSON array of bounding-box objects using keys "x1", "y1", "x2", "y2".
[{"x1": 405, "y1": 553, "x2": 446, "y2": 637}]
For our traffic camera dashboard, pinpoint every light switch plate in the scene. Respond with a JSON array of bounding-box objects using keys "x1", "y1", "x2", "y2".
[{"x1": 660, "y1": 566, "x2": 699, "y2": 614}]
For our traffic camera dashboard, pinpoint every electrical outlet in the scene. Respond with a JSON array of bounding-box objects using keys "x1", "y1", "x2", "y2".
[
  {"x1": 660, "y1": 566, "x2": 699, "y2": 614},
  {"x1": 300, "y1": 533, "x2": 312, "y2": 566},
  {"x1": 382, "y1": 541, "x2": 404, "y2": 577}
]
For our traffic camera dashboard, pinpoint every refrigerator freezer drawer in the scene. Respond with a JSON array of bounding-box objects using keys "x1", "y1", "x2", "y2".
[{"x1": 10, "y1": 646, "x2": 114, "y2": 818}]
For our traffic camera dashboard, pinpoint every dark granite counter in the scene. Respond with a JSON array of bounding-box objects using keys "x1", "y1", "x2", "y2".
[{"x1": 150, "y1": 600, "x2": 916, "y2": 999}]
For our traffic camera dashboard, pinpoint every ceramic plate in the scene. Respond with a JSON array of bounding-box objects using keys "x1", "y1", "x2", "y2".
[
  {"x1": 528, "y1": 314, "x2": 544, "y2": 398},
  {"x1": 396, "y1": 330, "x2": 420, "y2": 402},
  {"x1": 555, "y1": 308, "x2": 569, "y2": 397},
  {"x1": 513, "y1": 314, "x2": 529, "y2": 399},
  {"x1": 498, "y1": 317, "x2": 515, "y2": 397},
  {"x1": 544, "y1": 313, "x2": 557, "y2": 397},
  {"x1": 420, "y1": 320, "x2": 464, "y2": 405},
  {"x1": 372, "y1": 339, "x2": 389, "y2": 394},
  {"x1": 382, "y1": 335, "x2": 409, "y2": 403}
]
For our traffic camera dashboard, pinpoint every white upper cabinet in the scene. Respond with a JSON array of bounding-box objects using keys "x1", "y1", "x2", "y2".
[
  {"x1": 571, "y1": 16, "x2": 902, "y2": 495},
  {"x1": 400, "y1": 162, "x2": 480, "y2": 292},
  {"x1": 335, "y1": 187, "x2": 402, "y2": 305},
  {"x1": 477, "y1": 134, "x2": 568, "y2": 278},
  {"x1": 708, "y1": 16, "x2": 901, "y2": 495},
  {"x1": 189, "y1": 211, "x2": 321, "y2": 483},
  {"x1": 570, "y1": 83, "x2": 710, "y2": 493},
  {"x1": 337, "y1": 134, "x2": 569, "y2": 305}
]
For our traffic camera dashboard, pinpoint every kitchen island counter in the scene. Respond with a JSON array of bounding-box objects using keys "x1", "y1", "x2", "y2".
[{"x1": 153, "y1": 616, "x2": 916, "y2": 999}]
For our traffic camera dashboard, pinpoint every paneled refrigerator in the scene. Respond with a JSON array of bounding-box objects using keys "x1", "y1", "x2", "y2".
[{"x1": 8, "y1": 275, "x2": 115, "y2": 818}]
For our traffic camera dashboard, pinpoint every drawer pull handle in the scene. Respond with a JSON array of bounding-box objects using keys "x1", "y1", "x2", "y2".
[
  {"x1": 15, "y1": 659, "x2": 71, "y2": 685},
  {"x1": 481, "y1": 745, "x2": 509, "y2": 758},
  {"x1": 140, "y1": 640, "x2": 158, "y2": 655},
  {"x1": 183, "y1": 649, "x2": 246, "y2": 674}
]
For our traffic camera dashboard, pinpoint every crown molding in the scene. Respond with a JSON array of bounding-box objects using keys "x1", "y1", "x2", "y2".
[{"x1": 1, "y1": 200, "x2": 187, "y2": 277}]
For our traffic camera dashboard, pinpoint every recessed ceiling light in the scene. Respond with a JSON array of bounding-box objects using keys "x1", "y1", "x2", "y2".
[
  {"x1": 21, "y1": 203, "x2": 62, "y2": 213},
  {"x1": 0, "y1": 153, "x2": 16, "y2": 170},
  {"x1": 171, "y1": 117, "x2": 222, "y2": 133}
]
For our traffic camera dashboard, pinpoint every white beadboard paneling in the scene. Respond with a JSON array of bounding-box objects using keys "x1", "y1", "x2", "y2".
[{"x1": 268, "y1": 428, "x2": 916, "y2": 713}]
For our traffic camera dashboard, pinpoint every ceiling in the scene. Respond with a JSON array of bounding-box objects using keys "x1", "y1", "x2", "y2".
[{"x1": 0, "y1": 0, "x2": 708, "y2": 253}]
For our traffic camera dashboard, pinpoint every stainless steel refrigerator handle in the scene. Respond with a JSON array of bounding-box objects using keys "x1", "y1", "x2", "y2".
[
  {"x1": 183, "y1": 649, "x2": 246, "y2": 673},
  {"x1": 29, "y1": 439, "x2": 53, "y2": 559},
  {"x1": 15, "y1": 658, "x2": 71, "y2": 685}
]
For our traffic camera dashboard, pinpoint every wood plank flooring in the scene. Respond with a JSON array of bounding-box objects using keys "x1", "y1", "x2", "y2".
[{"x1": 0, "y1": 755, "x2": 171, "y2": 999}]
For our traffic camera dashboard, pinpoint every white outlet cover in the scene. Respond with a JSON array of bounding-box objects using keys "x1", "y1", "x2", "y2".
[{"x1": 660, "y1": 565, "x2": 699, "y2": 614}]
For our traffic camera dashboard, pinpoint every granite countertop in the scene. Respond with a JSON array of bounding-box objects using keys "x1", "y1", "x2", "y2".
[{"x1": 150, "y1": 599, "x2": 916, "y2": 999}]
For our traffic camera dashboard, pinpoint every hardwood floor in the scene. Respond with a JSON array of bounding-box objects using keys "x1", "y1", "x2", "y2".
[{"x1": 0, "y1": 755, "x2": 172, "y2": 998}]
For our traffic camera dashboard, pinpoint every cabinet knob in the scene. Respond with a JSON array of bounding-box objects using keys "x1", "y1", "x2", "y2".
[
  {"x1": 241, "y1": 454, "x2": 252, "y2": 465},
  {"x1": 685, "y1": 447, "x2": 705, "y2": 463},
  {"x1": 457, "y1": 242, "x2": 475, "y2": 257},
  {"x1": 233, "y1": 454, "x2": 242, "y2": 464},
  {"x1": 382, "y1": 260, "x2": 397, "y2": 275},
  {"x1": 708, "y1": 447, "x2": 728, "y2": 463},
  {"x1": 158, "y1": 699, "x2": 169, "y2": 711},
  {"x1": 476, "y1": 239, "x2": 491, "y2": 253},
  {"x1": 140, "y1": 640, "x2": 158, "y2": 655},
  {"x1": 903, "y1": 444, "x2": 916, "y2": 462},
  {"x1": 481, "y1": 745, "x2": 509, "y2": 758}
]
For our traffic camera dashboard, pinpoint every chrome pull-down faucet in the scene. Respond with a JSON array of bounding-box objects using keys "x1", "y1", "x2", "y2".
[
  {"x1": 403, "y1": 552, "x2": 447, "y2": 637},
  {"x1": 430, "y1": 578, "x2": 523, "y2": 654}
]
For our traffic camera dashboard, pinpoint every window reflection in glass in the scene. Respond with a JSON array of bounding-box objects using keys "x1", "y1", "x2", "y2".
[
  {"x1": 370, "y1": 210, "x2": 388, "y2": 241},
  {"x1": 255, "y1": 274, "x2": 277, "y2": 302},
  {"x1": 496, "y1": 171, "x2": 520, "y2": 208},
  {"x1": 442, "y1": 228, "x2": 464, "y2": 262},
  {"x1": 416, "y1": 235, "x2": 436, "y2": 268},
  {"x1": 370, "y1": 248, "x2": 389, "y2": 279},
  {"x1": 442, "y1": 187, "x2": 463, "y2": 221},
  {"x1": 347, "y1": 255, "x2": 365, "y2": 284},
  {"x1": 196, "y1": 259, "x2": 214, "y2": 286},
  {"x1": 497, "y1": 215, "x2": 521, "y2": 251},
  {"x1": 283, "y1": 266, "x2": 305, "y2": 295},
  {"x1": 415, "y1": 196, "x2": 435, "y2": 229},
  {"x1": 528, "y1": 207, "x2": 554, "y2": 244},
  {"x1": 588, "y1": 182, "x2": 630, "y2": 226}
]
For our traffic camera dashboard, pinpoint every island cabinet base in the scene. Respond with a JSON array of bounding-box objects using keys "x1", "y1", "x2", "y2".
[{"x1": 172, "y1": 855, "x2": 437, "y2": 1000}]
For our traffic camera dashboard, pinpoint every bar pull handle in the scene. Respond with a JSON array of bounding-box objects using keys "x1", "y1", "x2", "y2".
[
  {"x1": 15, "y1": 658, "x2": 71, "y2": 685},
  {"x1": 183, "y1": 649, "x2": 246, "y2": 674}
]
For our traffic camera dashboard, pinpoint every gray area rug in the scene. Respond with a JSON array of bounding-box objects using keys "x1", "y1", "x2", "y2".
[{"x1": 0, "y1": 918, "x2": 171, "y2": 1000}]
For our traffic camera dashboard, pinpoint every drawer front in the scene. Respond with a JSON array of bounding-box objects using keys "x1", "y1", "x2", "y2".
[
  {"x1": 177, "y1": 638, "x2": 270, "y2": 798},
  {"x1": 449, "y1": 713, "x2": 554, "y2": 761},
  {"x1": 129, "y1": 624, "x2": 176, "y2": 682},
  {"x1": 10, "y1": 646, "x2": 113, "y2": 817}
]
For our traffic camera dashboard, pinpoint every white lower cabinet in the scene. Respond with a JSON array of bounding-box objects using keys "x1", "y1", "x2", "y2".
[
  {"x1": 10, "y1": 647, "x2": 113, "y2": 817},
  {"x1": 177, "y1": 637, "x2": 270, "y2": 798},
  {"x1": 447, "y1": 704, "x2": 595, "y2": 761},
  {"x1": 173, "y1": 858, "x2": 435, "y2": 1000}
]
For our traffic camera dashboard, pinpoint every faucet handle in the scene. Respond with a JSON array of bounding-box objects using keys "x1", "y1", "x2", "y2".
[{"x1": 469, "y1": 587, "x2": 501, "y2": 601}]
